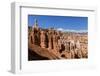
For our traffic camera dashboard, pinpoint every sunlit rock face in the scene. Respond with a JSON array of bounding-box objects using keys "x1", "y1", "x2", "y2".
[{"x1": 28, "y1": 20, "x2": 88, "y2": 60}]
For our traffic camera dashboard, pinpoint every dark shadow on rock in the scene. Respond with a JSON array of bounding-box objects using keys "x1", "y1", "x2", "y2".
[{"x1": 28, "y1": 48, "x2": 49, "y2": 61}]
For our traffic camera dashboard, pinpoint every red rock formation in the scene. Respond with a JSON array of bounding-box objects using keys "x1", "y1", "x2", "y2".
[{"x1": 28, "y1": 19, "x2": 88, "y2": 60}]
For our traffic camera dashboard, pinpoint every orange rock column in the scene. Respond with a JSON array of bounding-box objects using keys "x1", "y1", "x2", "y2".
[
  {"x1": 48, "y1": 34, "x2": 52, "y2": 50},
  {"x1": 53, "y1": 35, "x2": 58, "y2": 50},
  {"x1": 40, "y1": 31, "x2": 46, "y2": 48}
]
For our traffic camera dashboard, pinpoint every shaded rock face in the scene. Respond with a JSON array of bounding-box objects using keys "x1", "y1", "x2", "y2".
[
  {"x1": 28, "y1": 48, "x2": 49, "y2": 60},
  {"x1": 28, "y1": 20, "x2": 88, "y2": 60}
]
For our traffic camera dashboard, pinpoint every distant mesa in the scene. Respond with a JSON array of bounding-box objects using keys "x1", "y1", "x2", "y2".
[{"x1": 57, "y1": 28, "x2": 87, "y2": 33}]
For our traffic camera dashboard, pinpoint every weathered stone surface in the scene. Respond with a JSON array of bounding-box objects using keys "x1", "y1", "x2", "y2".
[{"x1": 28, "y1": 20, "x2": 88, "y2": 60}]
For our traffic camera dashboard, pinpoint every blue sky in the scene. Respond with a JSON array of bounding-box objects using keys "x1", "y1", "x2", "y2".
[{"x1": 28, "y1": 15, "x2": 88, "y2": 32}]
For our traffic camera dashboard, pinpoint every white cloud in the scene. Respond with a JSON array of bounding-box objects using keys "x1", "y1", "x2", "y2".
[
  {"x1": 57, "y1": 28, "x2": 64, "y2": 31},
  {"x1": 56, "y1": 28, "x2": 87, "y2": 33}
]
